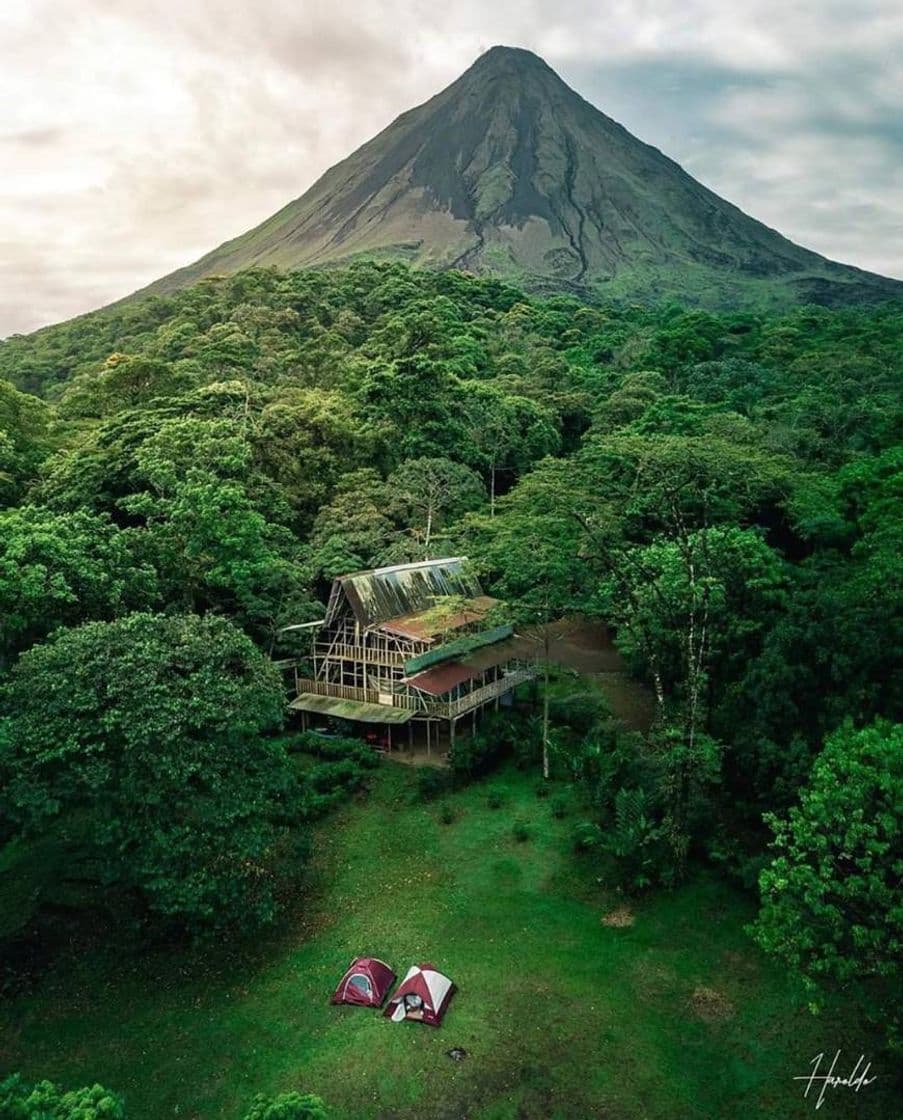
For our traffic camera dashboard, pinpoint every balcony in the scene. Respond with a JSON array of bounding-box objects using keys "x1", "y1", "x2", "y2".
[{"x1": 293, "y1": 667, "x2": 535, "y2": 721}]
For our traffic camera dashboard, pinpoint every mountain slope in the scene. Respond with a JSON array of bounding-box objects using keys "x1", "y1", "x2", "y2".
[{"x1": 135, "y1": 46, "x2": 901, "y2": 307}]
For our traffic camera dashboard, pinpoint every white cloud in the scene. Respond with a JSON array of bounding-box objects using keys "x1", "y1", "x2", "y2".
[{"x1": 0, "y1": 0, "x2": 901, "y2": 336}]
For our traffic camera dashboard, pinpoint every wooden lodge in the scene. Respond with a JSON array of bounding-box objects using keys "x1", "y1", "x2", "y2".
[{"x1": 286, "y1": 557, "x2": 536, "y2": 753}]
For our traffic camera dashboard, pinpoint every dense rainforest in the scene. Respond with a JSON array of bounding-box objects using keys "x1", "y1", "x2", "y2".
[{"x1": 1, "y1": 262, "x2": 901, "y2": 1113}]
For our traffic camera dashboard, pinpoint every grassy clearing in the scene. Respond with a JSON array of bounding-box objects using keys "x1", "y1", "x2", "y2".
[{"x1": 0, "y1": 763, "x2": 896, "y2": 1119}]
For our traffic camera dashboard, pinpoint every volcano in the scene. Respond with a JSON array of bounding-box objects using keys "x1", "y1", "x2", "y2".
[{"x1": 137, "y1": 46, "x2": 900, "y2": 307}]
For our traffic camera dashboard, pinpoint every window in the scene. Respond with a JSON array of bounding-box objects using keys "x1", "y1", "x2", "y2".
[{"x1": 346, "y1": 974, "x2": 373, "y2": 997}]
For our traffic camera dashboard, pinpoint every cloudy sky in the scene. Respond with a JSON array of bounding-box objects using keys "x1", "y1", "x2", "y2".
[{"x1": 2, "y1": 0, "x2": 902, "y2": 336}]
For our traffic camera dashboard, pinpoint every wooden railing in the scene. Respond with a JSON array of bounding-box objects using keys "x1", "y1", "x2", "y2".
[
  {"x1": 313, "y1": 644, "x2": 408, "y2": 668},
  {"x1": 296, "y1": 676, "x2": 378, "y2": 705},
  {"x1": 445, "y1": 669, "x2": 535, "y2": 717},
  {"x1": 293, "y1": 668, "x2": 535, "y2": 719}
]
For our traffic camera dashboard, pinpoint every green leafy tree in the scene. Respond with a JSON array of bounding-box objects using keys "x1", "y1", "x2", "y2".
[
  {"x1": 386, "y1": 456, "x2": 486, "y2": 554},
  {"x1": 0, "y1": 505, "x2": 156, "y2": 666},
  {"x1": 251, "y1": 388, "x2": 375, "y2": 530},
  {"x1": 753, "y1": 720, "x2": 902, "y2": 1031},
  {"x1": 242, "y1": 1091, "x2": 328, "y2": 1120},
  {"x1": 58, "y1": 354, "x2": 193, "y2": 419},
  {"x1": 308, "y1": 469, "x2": 397, "y2": 579},
  {"x1": 118, "y1": 415, "x2": 309, "y2": 642},
  {"x1": 467, "y1": 462, "x2": 592, "y2": 778},
  {"x1": 0, "y1": 1073, "x2": 124, "y2": 1118},
  {"x1": 2, "y1": 613, "x2": 292, "y2": 933},
  {"x1": 0, "y1": 380, "x2": 51, "y2": 506},
  {"x1": 460, "y1": 383, "x2": 560, "y2": 512}
]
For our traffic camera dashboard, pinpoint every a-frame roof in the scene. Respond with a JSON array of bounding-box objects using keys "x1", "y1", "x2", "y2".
[{"x1": 325, "y1": 557, "x2": 484, "y2": 628}]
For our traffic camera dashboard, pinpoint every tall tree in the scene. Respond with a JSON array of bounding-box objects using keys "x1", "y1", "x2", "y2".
[
  {"x1": 467, "y1": 463, "x2": 591, "y2": 778},
  {"x1": 0, "y1": 505, "x2": 156, "y2": 666},
  {"x1": 754, "y1": 720, "x2": 903, "y2": 1035},
  {"x1": 460, "y1": 383, "x2": 559, "y2": 513},
  {"x1": 386, "y1": 457, "x2": 485, "y2": 555},
  {"x1": 2, "y1": 613, "x2": 293, "y2": 933}
]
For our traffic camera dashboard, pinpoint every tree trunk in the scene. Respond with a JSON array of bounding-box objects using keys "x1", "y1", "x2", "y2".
[{"x1": 541, "y1": 630, "x2": 551, "y2": 780}]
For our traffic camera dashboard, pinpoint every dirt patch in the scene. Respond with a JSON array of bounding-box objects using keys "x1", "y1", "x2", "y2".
[
  {"x1": 690, "y1": 985, "x2": 735, "y2": 1022},
  {"x1": 541, "y1": 617, "x2": 657, "y2": 731},
  {"x1": 601, "y1": 905, "x2": 635, "y2": 928}
]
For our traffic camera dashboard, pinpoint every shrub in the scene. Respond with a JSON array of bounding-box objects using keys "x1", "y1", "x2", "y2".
[
  {"x1": 486, "y1": 789, "x2": 505, "y2": 810},
  {"x1": 294, "y1": 732, "x2": 380, "y2": 769},
  {"x1": 549, "y1": 794, "x2": 568, "y2": 819},
  {"x1": 0, "y1": 1073, "x2": 125, "y2": 1118},
  {"x1": 448, "y1": 729, "x2": 502, "y2": 781},
  {"x1": 573, "y1": 821, "x2": 603, "y2": 852},
  {"x1": 306, "y1": 760, "x2": 368, "y2": 794},
  {"x1": 513, "y1": 819, "x2": 531, "y2": 843},
  {"x1": 448, "y1": 710, "x2": 539, "y2": 779},
  {"x1": 414, "y1": 766, "x2": 453, "y2": 802},
  {"x1": 243, "y1": 1090, "x2": 328, "y2": 1120},
  {"x1": 548, "y1": 687, "x2": 609, "y2": 741},
  {"x1": 438, "y1": 802, "x2": 457, "y2": 825},
  {"x1": 600, "y1": 787, "x2": 672, "y2": 892},
  {"x1": 297, "y1": 758, "x2": 373, "y2": 821}
]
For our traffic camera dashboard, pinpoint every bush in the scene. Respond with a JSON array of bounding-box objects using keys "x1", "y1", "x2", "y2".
[
  {"x1": 448, "y1": 710, "x2": 539, "y2": 780},
  {"x1": 294, "y1": 732, "x2": 380, "y2": 769},
  {"x1": 414, "y1": 766, "x2": 454, "y2": 802},
  {"x1": 243, "y1": 1090, "x2": 328, "y2": 1120},
  {"x1": 438, "y1": 802, "x2": 457, "y2": 825},
  {"x1": 297, "y1": 758, "x2": 373, "y2": 821},
  {"x1": 448, "y1": 729, "x2": 502, "y2": 781},
  {"x1": 568, "y1": 727, "x2": 653, "y2": 816},
  {"x1": 306, "y1": 760, "x2": 368, "y2": 794},
  {"x1": 599, "y1": 787, "x2": 672, "y2": 893},
  {"x1": 513, "y1": 819, "x2": 531, "y2": 843},
  {"x1": 573, "y1": 821, "x2": 603, "y2": 852},
  {"x1": 549, "y1": 794, "x2": 568, "y2": 819},
  {"x1": 706, "y1": 830, "x2": 768, "y2": 891},
  {"x1": 0, "y1": 1073, "x2": 125, "y2": 1118},
  {"x1": 486, "y1": 789, "x2": 505, "y2": 810},
  {"x1": 548, "y1": 687, "x2": 609, "y2": 741}
]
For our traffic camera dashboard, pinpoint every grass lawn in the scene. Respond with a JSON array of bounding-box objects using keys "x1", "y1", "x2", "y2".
[{"x1": 0, "y1": 762, "x2": 897, "y2": 1119}]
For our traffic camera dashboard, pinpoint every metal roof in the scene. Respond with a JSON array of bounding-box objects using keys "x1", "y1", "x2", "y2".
[
  {"x1": 404, "y1": 662, "x2": 480, "y2": 696},
  {"x1": 288, "y1": 693, "x2": 414, "y2": 724},
  {"x1": 326, "y1": 557, "x2": 484, "y2": 627}
]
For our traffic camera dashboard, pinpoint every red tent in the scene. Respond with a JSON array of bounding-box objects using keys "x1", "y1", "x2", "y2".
[
  {"x1": 331, "y1": 957, "x2": 396, "y2": 1007},
  {"x1": 383, "y1": 963, "x2": 456, "y2": 1027}
]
